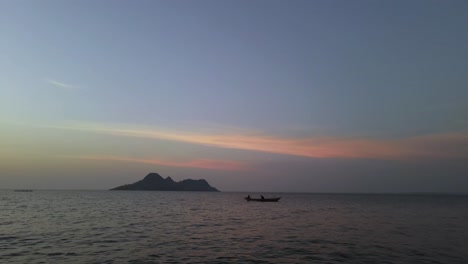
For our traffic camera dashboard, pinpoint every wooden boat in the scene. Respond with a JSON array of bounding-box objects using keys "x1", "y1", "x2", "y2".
[
  {"x1": 245, "y1": 196, "x2": 281, "y2": 202},
  {"x1": 14, "y1": 190, "x2": 33, "y2": 192}
]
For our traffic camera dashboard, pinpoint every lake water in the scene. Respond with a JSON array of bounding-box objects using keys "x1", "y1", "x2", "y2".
[{"x1": 1, "y1": 191, "x2": 467, "y2": 263}]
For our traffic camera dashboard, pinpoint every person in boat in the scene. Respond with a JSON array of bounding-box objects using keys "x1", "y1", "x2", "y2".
[
  {"x1": 261, "y1": 195, "x2": 264, "y2": 200},
  {"x1": 247, "y1": 195, "x2": 251, "y2": 199}
]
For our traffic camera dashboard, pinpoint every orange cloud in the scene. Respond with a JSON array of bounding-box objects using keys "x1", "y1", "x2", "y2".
[
  {"x1": 53, "y1": 122, "x2": 468, "y2": 160},
  {"x1": 72, "y1": 155, "x2": 249, "y2": 171}
]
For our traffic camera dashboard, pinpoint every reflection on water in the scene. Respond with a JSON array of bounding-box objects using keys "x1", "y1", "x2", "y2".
[{"x1": 1, "y1": 191, "x2": 467, "y2": 263}]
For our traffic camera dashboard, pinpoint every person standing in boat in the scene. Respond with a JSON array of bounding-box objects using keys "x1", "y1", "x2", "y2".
[
  {"x1": 247, "y1": 195, "x2": 251, "y2": 199},
  {"x1": 261, "y1": 195, "x2": 264, "y2": 200}
]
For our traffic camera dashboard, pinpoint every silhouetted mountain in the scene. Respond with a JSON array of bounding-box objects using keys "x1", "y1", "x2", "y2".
[{"x1": 110, "y1": 173, "x2": 219, "y2": 192}]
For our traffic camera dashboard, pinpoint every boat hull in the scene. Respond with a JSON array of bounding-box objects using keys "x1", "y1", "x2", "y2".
[{"x1": 245, "y1": 197, "x2": 281, "y2": 202}]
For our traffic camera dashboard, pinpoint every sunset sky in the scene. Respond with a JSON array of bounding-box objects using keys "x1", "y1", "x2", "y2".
[{"x1": 1, "y1": 1, "x2": 467, "y2": 192}]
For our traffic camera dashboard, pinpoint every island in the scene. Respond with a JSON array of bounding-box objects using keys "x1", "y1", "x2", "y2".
[{"x1": 110, "y1": 172, "x2": 219, "y2": 192}]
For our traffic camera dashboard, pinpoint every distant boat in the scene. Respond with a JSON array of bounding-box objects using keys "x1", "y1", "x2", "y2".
[
  {"x1": 245, "y1": 196, "x2": 281, "y2": 202},
  {"x1": 14, "y1": 190, "x2": 33, "y2": 192}
]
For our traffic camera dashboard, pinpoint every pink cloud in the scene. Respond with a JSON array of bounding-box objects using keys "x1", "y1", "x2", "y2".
[{"x1": 54, "y1": 123, "x2": 468, "y2": 160}]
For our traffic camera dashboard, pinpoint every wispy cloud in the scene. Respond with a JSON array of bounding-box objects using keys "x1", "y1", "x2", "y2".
[
  {"x1": 68, "y1": 155, "x2": 249, "y2": 171},
  {"x1": 46, "y1": 79, "x2": 76, "y2": 90},
  {"x1": 50, "y1": 122, "x2": 468, "y2": 160}
]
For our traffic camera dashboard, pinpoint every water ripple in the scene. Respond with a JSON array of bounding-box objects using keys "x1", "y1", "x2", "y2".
[{"x1": 0, "y1": 191, "x2": 467, "y2": 263}]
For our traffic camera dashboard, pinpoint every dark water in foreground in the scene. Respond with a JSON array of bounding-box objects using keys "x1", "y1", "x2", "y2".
[{"x1": 1, "y1": 191, "x2": 467, "y2": 264}]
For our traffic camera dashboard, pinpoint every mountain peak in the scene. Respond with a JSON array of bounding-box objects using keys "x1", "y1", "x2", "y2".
[
  {"x1": 111, "y1": 173, "x2": 219, "y2": 192},
  {"x1": 144, "y1": 173, "x2": 163, "y2": 181},
  {"x1": 165, "y1": 176, "x2": 174, "y2": 182}
]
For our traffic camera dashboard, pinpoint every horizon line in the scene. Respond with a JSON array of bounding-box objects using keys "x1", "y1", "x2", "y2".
[{"x1": 2, "y1": 189, "x2": 467, "y2": 195}]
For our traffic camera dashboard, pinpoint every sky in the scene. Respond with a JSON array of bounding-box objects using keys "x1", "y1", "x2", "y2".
[{"x1": 1, "y1": 0, "x2": 468, "y2": 192}]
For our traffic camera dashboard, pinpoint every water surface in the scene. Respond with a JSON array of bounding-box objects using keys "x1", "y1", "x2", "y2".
[{"x1": 1, "y1": 191, "x2": 467, "y2": 263}]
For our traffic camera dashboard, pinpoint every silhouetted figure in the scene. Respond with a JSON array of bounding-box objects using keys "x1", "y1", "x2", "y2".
[
  {"x1": 261, "y1": 195, "x2": 264, "y2": 200},
  {"x1": 247, "y1": 195, "x2": 251, "y2": 199}
]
